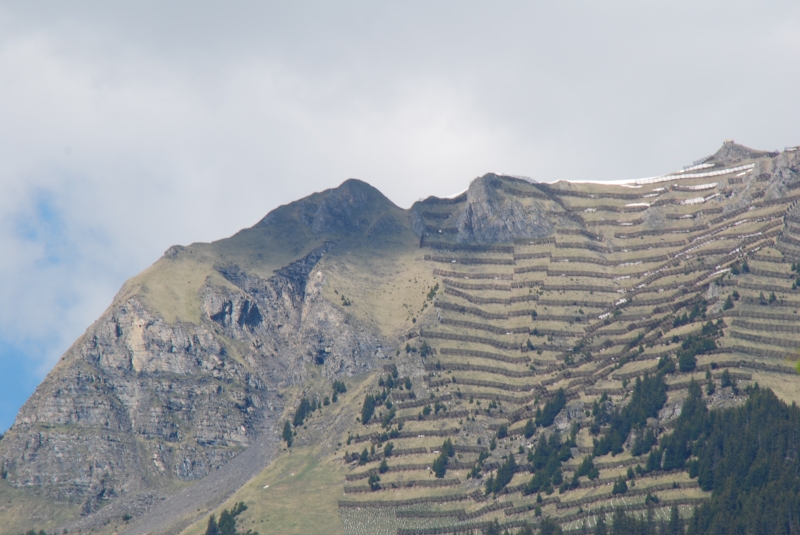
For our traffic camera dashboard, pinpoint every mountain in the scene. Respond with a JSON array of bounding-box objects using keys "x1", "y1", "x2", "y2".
[{"x1": 2, "y1": 142, "x2": 800, "y2": 535}]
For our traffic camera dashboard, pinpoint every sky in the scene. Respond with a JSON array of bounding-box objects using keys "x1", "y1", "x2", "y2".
[{"x1": 1, "y1": 1, "x2": 799, "y2": 431}]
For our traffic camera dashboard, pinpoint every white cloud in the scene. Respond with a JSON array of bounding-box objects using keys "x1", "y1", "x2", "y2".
[{"x1": 0, "y1": 0, "x2": 798, "y2": 391}]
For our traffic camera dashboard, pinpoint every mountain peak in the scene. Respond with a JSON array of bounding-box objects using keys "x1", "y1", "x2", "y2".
[
  {"x1": 708, "y1": 140, "x2": 779, "y2": 165},
  {"x1": 256, "y1": 178, "x2": 402, "y2": 237}
]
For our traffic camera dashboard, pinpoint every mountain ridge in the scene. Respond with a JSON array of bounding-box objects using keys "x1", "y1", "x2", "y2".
[{"x1": 2, "y1": 141, "x2": 800, "y2": 534}]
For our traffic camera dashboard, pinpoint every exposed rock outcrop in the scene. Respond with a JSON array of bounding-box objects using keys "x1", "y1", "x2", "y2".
[
  {"x1": 0, "y1": 211, "x2": 390, "y2": 511},
  {"x1": 708, "y1": 142, "x2": 778, "y2": 166},
  {"x1": 454, "y1": 174, "x2": 554, "y2": 243}
]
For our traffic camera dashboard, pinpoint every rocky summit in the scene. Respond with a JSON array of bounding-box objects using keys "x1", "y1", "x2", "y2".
[{"x1": 3, "y1": 142, "x2": 800, "y2": 534}]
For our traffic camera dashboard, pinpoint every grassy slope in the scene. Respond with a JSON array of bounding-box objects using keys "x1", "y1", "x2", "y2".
[
  {"x1": 180, "y1": 447, "x2": 347, "y2": 535},
  {"x1": 177, "y1": 367, "x2": 380, "y2": 535},
  {"x1": 318, "y1": 242, "x2": 436, "y2": 339},
  {"x1": 0, "y1": 479, "x2": 79, "y2": 535}
]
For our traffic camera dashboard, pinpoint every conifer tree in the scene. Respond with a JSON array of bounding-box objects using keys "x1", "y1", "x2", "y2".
[
  {"x1": 218, "y1": 509, "x2": 236, "y2": 535},
  {"x1": 595, "y1": 512, "x2": 607, "y2": 535},
  {"x1": 361, "y1": 394, "x2": 375, "y2": 425},
  {"x1": 282, "y1": 421, "x2": 293, "y2": 447},
  {"x1": 205, "y1": 514, "x2": 220, "y2": 535},
  {"x1": 668, "y1": 505, "x2": 685, "y2": 535},
  {"x1": 523, "y1": 418, "x2": 535, "y2": 439}
]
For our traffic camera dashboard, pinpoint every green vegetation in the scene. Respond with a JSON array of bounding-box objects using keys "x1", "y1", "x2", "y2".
[
  {"x1": 468, "y1": 449, "x2": 491, "y2": 480},
  {"x1": 380, "y1": 407, "x2": 396, "y2": 427},
  {"x1": 720, "y1": 369, "x2": 737, "y2": 392},
  {"x1": 523, "y1": 418, "x2": 535, "y2": 438},
  {"x1": 705, "y1": 370, "x2": 716, "y2": 396},
  {"x1": 536, "y1": 388, "x2": 567, "y2": 428},
  {"x1": 292, "y1": 397, "x2": 314, "y2": 427},
  {"x1": 593, "y1": 373, "x2": 667, "y2": 456},
  {"x1": 723, "y1": 294, "x2": 734, "y2": 310},
  {"x1": 485, "y1": 453, "x2": 517, "y2": 494},
  {"x1": 360, "y1": 394, "x2": 375, "y2": 425},
  {"x1": 282, "y1": 421, "x2": 293, "y2": 447},
  {"x1": 426, "y1": 283, "x2": 439, "y2": 300},
  {"x1": 497, "y1": 424, "x2": 508, "y2": 439},
  {"x1": 630, "y1": 425, "x2": 657, "y2": 457},
  {"x1": 205, "y1": 502, "x2": 256, "y2": 535},
  {"x1": 731, "y1": 259, "x2": 750, "y2": 276},
  {"x1": 432, "y1": 439, "x2": 455, "y2": 478},
  {"x1": 672, "y1": 301, "x2": 707, "y2": 328},
  {"x1": 525, "y1": 431, "x2": 574, "y2": 495},
  {"x1": 367, "y1": 473, "x2": 380, "y2": 491},
  {"x1": 632, "y1": 385, "x2": 800, "y2": 533},
  {"x1": 574, "y1": 455, "x2": 599, "y2": 483},
  {"x1": 568, "y1": 385, "x2": 800, "y2": 534},
  {"x1": 677, "y1": 321, "x2": 720, "y2": 373},
  {"x1": 575, "y1": 506, "x2": 685, "y2": 535}
]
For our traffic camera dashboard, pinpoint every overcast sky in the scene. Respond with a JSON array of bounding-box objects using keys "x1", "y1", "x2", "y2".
[{"x1": 1, "y1": 1, "x2": 799, "y2": 431}]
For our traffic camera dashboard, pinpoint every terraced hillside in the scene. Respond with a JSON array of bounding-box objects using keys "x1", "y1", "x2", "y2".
[
  {"x1": 327, "y1": 144, "x2": 800, "y2": 534},
  {"x1": 5, "y1": 142, "x2": 800, "y2": 535}
]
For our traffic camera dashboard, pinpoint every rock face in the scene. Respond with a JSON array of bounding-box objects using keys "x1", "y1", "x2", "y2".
[
  {"x1": 257, "y1": 178, "x2": 407, "y2": 239},
  {"x1": 708, "y1": 141, "x2": 778, "y2": 166},
  {"x1": 454, "y1": 174, "x2": 555, "y2": 243},
  {"x1": 0, "y1": 187, "x2": 392, "y2": 511}
]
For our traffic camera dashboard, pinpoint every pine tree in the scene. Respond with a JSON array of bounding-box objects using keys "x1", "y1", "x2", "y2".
[
  {"x1": 517, "y1": 522, "x2": 535, "y2": 535},
  {"x1": 292, "y1": 398, "x2": 312, "y2": 427},
  {"x1": 540, "y1": 517, "x2": 563, "y2": 535},
  {"x1": 720, "y1": 369, "x2": 733, "y2": 388},
  {"x1": 218, "y1": 509, "x2": 236, "y2": 535},
  {"x1": 595, "y1": 512, "x2": 607, "y2": 535},
  {"x1": 706, "y1": 370, "x2": 716, "y2": 395},
  {"x1": 361, "y1": 394, "x2": 375, "y2": 425},
  {"x1": 282, "y1": 421, "x2": 293, "y2": 447},
  {"x1": 368, "y1": 473, "x2": 381, "y2": 491},
  {"x1": 723, "y1": 294, "x2": 734, "y2": 310},
  {"x1": 432, "y1": 452, "x2": 448, "y2": 478},
  {"x1": 491, "y1": 453, "x2": 516, "y2": 493},
  {"x1": 485, "y1": 519, "x2": 502, "y2": 535},
  {"x1": 523, "y1": 418, "x2": 535, "y2": 439},
  {"x1": 484, "y1": 474, "x2": 495, "y2": 495},
  {"x1": 205, "y1": 514, "x2": 221, "y2": 535},
  {"x1": 668, "y1": 505, "x2": 684, "y2": 535}
]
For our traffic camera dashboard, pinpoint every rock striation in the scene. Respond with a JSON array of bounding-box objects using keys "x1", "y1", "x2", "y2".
[{"x1": 0, "y1": 181, "x2": 397, "y2": 513}]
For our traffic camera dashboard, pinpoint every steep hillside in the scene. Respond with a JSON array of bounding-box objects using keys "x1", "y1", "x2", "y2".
[
  {"x1": 0, "y1": 179, "x2": 428, "y2": 529},
  {"x1": 3, "y1": 142, "x2": 800, "y2": 535}
]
